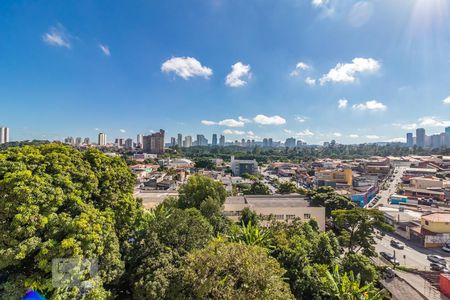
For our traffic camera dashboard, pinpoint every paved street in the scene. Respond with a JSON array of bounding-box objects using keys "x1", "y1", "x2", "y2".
[{"x1": 370, "y1": 166, "x2": 406, "y2": 208}]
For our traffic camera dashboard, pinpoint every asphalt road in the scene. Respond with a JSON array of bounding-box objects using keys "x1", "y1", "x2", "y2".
[
  {"x1": 371, "y1": 166, "x2": 406, "y2": 208},
  {"x1": 375, "y1": 232, "x2": 450, "y2": 271}
]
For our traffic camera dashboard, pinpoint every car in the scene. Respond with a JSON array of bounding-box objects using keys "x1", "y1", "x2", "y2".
[
  {"x1": 430, "y1": 262, "x2": 446, "y2": 271},
  {"x1": 380, "y1": 251, "x2": 400, "y2": 265},
  {"x1": 390, "y1": 240, "x2": 404, "y2": 250},
  {"x1": 427, "y1": 255, "x2": 447, "y2": 266},
  {"x1": 442, "y1": 245, "x2": 450, "y2": 253},
  {"x1": 383, "y1": 267, "x2": 396, "y2": 279}
]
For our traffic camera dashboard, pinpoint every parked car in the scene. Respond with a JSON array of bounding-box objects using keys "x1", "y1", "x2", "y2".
[
  {"x1": 380, "y1": 251, "x2": 400, "y2": 265},
  {"x1": 442, "y1": 245, "x2": 450, "y2": 253},
  {"x1": 430, "y1": 262, "x2": 445, "y2": 271},
  {"x1": 383, "y1": 267, "x2": 396, "y2": 279},
  {"x1": 390, "y1": 240, "x2": 404, "y2": 250},
  {"x1": 427, "y1": 255, "x2": 447, "y2": 266}
]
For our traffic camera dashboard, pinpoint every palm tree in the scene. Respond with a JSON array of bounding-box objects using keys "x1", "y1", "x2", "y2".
[
  {"x1": 228, "y1": 221, "x2": 272, "y2": 248},
  {"x1": 322, "y1": 265, "x2": 384, "y2": 300}
]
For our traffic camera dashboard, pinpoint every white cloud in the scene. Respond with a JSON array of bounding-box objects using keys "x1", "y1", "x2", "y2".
[
  {"x1": 443, "y1": 96, "x2": 450, "y2": 105},
  {"x1": 225, "y1": 62, "x2": 251, "y2": 87},
  {"x1": 352, "y1": 100, "x2": 386, "y2": 111},
  {"x1": 418, "y1": 116, "x2": 450, "y2": 127},
  {"x1": 290, "y1": 62, "x2": 310, "y2": 77},
  {"x1": 296, "y1": 129, "x2": 314, "y2": 137},
  {"x1": 201, "y1": 118, "x2": 245, "y2": 127},
  {"x1": 99, "y1": 44, "x2": 110, "y2": 56},
  {"x1": 119, "y1": 129, "x2": 126, "y2": 133},
  {"x1": 238, "y1": 116, "x2": 251, "y2": 123},
  {"x1": 366, "y1": 135, "x2": 380, "y2": 139},
  {"x1": 253, "y1": 114, "x2": 286, "y2": 125},
  {"x1": 223, "y1": 129, "x2": 245, "y2": 135},
  {"x1": 305, "y1": 77, "x2": 316, "y2": 86},
  {"x1": 320, "y1": 58, "x2": 380, "y2": 85},
  {"x1": 295, "y1": 116, "x2": 307, "y2": 123},
  {"x1": 349, "y1": 134, "x2": 359, "y2": 138},
  {"x1": 161, "y1": 56, "x2": 212, "y2": 80},
  {"x1": 42, "y1": 23, "x2": 71, "y2": 48},
  {"x1": 338, "y1": 99, "x2": 348, "y2": 109},
  {"x1": 333, "y1": 132, "x2": 342, "y2": 137},
  {"x1": 284, "y1": 129, "x2": 293, "y2": 134},
  {"x1": 312, "y1": 0, "x2": 328, "y2": 7}
]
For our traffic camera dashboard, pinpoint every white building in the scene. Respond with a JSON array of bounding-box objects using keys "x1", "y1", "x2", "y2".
[
  {"x1": 0, "y1": 127, "x2": 10, "y2": 144},
  {"x1": 98, "y1": 133, "x2": 107, "y2": 146}
]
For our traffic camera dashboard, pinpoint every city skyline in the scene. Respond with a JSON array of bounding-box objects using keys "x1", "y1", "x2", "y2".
[{"x1": 1, "y1": 0, "x2": 450, "y2": 144}]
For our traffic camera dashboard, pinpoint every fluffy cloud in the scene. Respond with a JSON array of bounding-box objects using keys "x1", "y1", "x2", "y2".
[
  {"x1": 320, "y1": 58, "x2": 380, "y2": 85},
  {"x1": 290, "y1": 62, "x2": 310, "y2": 77},
  {"x1": 443, "y1": 96, "x2": 450, "y2": 105},
  {"x1": 283, "y1": 129, "x2": 293, "y2": 134},
  {"x1": 99, "y1": 44, "x2": 110, "y2": 56},
  {"x1": 238, "y1": 116, "x2": 251, "y2": 123},
  {"x1": 349, "y1": 134, "x2": 359, "y2": 138},
  {"x1": 161, "y1": 56, "x2": 212, "y2": 79},
  {"x1": 42, "y1": 24, "x2": 71, "y2": 48},
  {"x1": 311, "y1": 0, "x2": 328, "y2": 7},
  {"x1": 352, "y1": 100, "x2": 386, "y2": 111},
  {"x1": 304, "y1": 77, "x2": 316, "y2": 86},
  {"x1": 295, "y1": 116, "x2": 307, "y2": 123},
  {"x1": 119, "y1": 129, "x2": 126, "y2": 133},
  {"x1": 338, "y1": 99, "x2": 348, "y2": 109},
  {"x1": 296, "y1": 129, "x2": 314, "y2": 137},
  {"x1": 253, "y1": 114, "x2": 286, "y2": 125},
  {"x1": 201, "y1": 118, "x2": 245, "y2": 127},
  {"x1": 393, "y1": 122, "x2": 417, "y2": 130},
  {"x1": 366, "y1": 135, "x2": 380, "y2": 139},
  {"x1": 333, "y1": 132, "x2": 342, "y2": 137},
  {"x1": 223, "y1": 129, "x2": 246, "y2": 135},
  {"x1": 225, "y1": 62, "x2": 251, "y2": 87},
  {"x1": 418, "y1": 116, "x2": 450, "y2": 127}
]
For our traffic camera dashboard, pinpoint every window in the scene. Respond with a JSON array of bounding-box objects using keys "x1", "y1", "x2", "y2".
[
  {"x1": 425, "y1": 221, "x2": 429, "y2": 226},
  {"x1": 304, "y1": 213, "x2": 311, "y2": 219},
  {"x1": 275, "y1": 214, "x2": 284, "y2": 220},
  {"x1": 286, "y1": 214, "x2": 296, "y2": 220}
]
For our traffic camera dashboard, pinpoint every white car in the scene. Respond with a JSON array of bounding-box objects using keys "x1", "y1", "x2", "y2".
[
  {"x1": 442, "y1": 245, "x2": 450, "y2": 253},
  {"x1": 428, "y1": 254, "x2": 447, "y2": 266}
]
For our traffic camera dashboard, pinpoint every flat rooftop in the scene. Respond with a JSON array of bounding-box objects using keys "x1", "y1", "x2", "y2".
[{"x1": 225, "y1": 195, "x2": 312, "y2": 208}]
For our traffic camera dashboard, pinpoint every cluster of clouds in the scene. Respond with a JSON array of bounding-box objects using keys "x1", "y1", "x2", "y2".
[
  {"x1": 290, "y1": 57, "x2": 380, "y2": 87},
  {"x1": 394, "y1": 116, "x2": 450, "y2": 130},
  {"x1": 202, "y1": 114, "x2": 286, "y2": 129},
  {"x1": 337, "y1": 98, "x2": 386, "y2": 111},
  {"x1": 42, "y1": 23, "x2": 111, "y2": 56},
  {"x1": 161, "y1": 57, "x2": 251, "y2": 88}
]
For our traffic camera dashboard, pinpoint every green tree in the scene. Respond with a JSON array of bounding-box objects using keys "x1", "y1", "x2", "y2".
[
  {"x1": 244, "y1": 181, "x2": 270, "y2": 195},
  {"x1": 239, "y1": 207, "x2": 259, "y2": 226},
  {"x1": 276, "y1": 181, "x2": 298, "y2": 194},
  {"x1": 228, "y1": 221, "x2": 271, "y2": 247},
  {"x1": 341, "y1": 253, "x2": 379, "y2": 284},
  {"x1": 177, "y1": 175, "x2": 227, "y2": 209},
  {"x1": 332, "y1": 208, "x2": 393, "y2": 257},
  {"x1": 174, "y1": 241, "x2": 294, "y2": 299}
]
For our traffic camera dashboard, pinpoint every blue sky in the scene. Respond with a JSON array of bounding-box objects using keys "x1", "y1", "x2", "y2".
[{"x1": 1, "y1": 0, "x2": 450, "y2": 144}]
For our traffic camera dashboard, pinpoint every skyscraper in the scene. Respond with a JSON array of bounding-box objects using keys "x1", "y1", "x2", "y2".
[
  {"x1": 212, "y1": 134, "x2": 218, "y2": 146},
  {"x1": 219, "y1": 135, "x2": 225, "y2": 146},
  {"x1": 75, "y1": 137, "x2": 82, "y2": 145},
  {"x1": 171, "y1": 137, "x2": 176, "y2": 147},
  {"x1": 416, "y1": 128, "x2": 425, "y2": 148},
  {"x1": 137, "y1": 134, "x2": 143, "y2": 148},
  {"x1": 177, "y1": 133, "x2": 182, "y2": 147},
  {"x1": 125, "y1": 138, "x2": 133, "y2": 149},
  {"x1": 143, "y1": 129, "x2": 165, "y2": 154},
  {"x1": 98, "y1": 133, "x2": 107, "y2": 146},
  {"x1": 184, "y1": 136, "x2": 192, "y2": 148},
  {"x1": 285, "y1": 137, "x2": 296, "y2": 148},
  {"x1": 196, "y1": 134, "x2": 208, "y2": 146},
  {"x1": 84, "y1": 138, "x2": 90, "y2": 145},
  {"x1": 406, "y1": 133, "x2": 413, "y2": 147},
  {"x1": 0, "y1": 127, "x2": 10, "y2": 144}
]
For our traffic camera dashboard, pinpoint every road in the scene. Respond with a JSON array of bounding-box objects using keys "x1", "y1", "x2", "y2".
[
  {"x1": 375, "y1": 232, "x2": 450, "y2": 271},
  {"x1": 368, "y1": 166, "x2": 406, "y2": 208}
]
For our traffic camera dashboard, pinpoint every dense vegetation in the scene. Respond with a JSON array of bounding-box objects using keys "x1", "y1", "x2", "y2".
[{"x1": 0, "y1": 144, "x2": 390, "y2": 299}]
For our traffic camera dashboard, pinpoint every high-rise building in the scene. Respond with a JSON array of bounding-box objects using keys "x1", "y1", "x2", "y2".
[
  {"x1": 263, "y1": 138, "x2": 268, "y2": 148},
  {"x1": 268, "y1": 138, "x2": 273, "y2": 148},
  {"x1": 98, "y1": 133, "x2": 107, "y2": 146},
  {"x1": 170, "y1": 137, "x2": 176, "y2": 147},
  {"x1": 125, "y1": 138, "x2": 133, "y2": 149},
  {"x1": 75, "y1": 137, "x2": 82, "y2": 145},
  {"x1": 143, "y1": 129, "x2": 165, "y2": 154},
  {"x1": 285, "y1": 137, "x2": 296, "y2": 148},
  {"x1": 137, "y1": 134, "x2": 143, "y2": 148},
  {"x1": 64, "y1": 137, "x2": 74, "y2": 144},
  {"x1": 0, "y1": 127, "x2": 9, "y2": 144},
  {"x1": 446, "y1": 127, "x2": 450, "y2": 134},
  {"x1": 219, "y1": 135, "x2": 225, "y2": 146},
  {"x1": 177, "y1": 133, "x2": 182, "y2": 147},
  {"x1": 197, "y1": 134, "x2": 208, "y2": 146},
  {"x1": 416, "y1": 128, "x2": 425, "y2": 148},
  {"x1": 84, "y1": 138, "x2": 90, "y2": 145},
  {"x1": 406, "y1": 133, "x2": 413, "y2": 147},
  {"x1": 184, "y1": 136, "x2": 192, "y2": 148},
  {"x1": 212, "y1": 134, "x2": 218, "y2": 146},
  {"x1": 115, "y1": 138, "x2": 125, "y2": 147}
]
